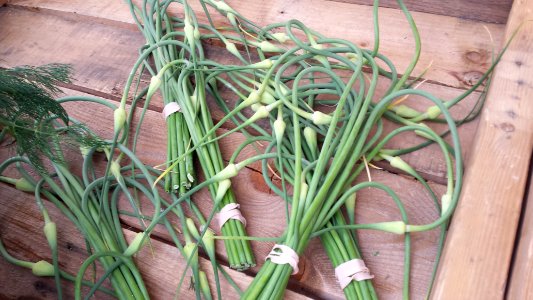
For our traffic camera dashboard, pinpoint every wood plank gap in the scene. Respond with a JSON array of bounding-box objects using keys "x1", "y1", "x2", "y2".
[
  {"x1": 506, "y1": 157, "x2": 533, "y2": 298},
  {"x1": 324, "y1": 0, "x2": 512, "y2": 24},
  {"x1": 56, "y1": 82, "x2": 163, "y2": 114},
  {"x1": 57, "y1": 82, "x2": 122, "y2": 102}
]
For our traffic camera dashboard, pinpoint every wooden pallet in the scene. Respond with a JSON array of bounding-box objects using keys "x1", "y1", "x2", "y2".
[{"x1": 0, "y1": 0, "x2": 531, "y2": 299}]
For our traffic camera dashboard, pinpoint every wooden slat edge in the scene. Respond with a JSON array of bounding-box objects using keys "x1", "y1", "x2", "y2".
[
  {"x1": 507, "y1": 166, "x2": 533, "y2": 299},
  {"x1": 431, "y1": 0, "x2": 533, "y2": 298},
  {"x1": 329, "y1": 0, "x2": 513, "y2": 24}
]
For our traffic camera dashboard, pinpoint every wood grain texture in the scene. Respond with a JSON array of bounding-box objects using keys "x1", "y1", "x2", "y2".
[
  {"x1": 0, "y1": 4, "x2": 487, "y2": 184},
  {"x1": 330, "y1": 0, "x2": 513, "y2": 24},
  {"x1": 432, "y1": 0, "x2": 533, "y2": 298},
  {"x1": 9, "y1": 0, "x2": 505, "y2": 90},
  {"x1": 507, "y1": 167, "x2": 533, "y2": 299}
]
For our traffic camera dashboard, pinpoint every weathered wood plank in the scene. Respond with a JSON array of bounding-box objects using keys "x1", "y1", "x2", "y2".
[
  {"x1": 432, "y1": 0, "x2": 533, "y2": 298},
  {"x1": 0, "y1": 184, "x2": 309, "y2": 299},
  {"x1": 0, "y1": 6, "x2": 144, "y2": 101},
  {"x1": 9, "y1": 0, "x2": 505, "y2": 90},
  {"x1": 330, "y1": 0, "x2": 513, "y2": 24},
  {"x1": 507, "y1": 167, "x2": 533, "y2": 299},
  {"x1": 0, "y1": 5, "x2": 485, "y2": 184}
]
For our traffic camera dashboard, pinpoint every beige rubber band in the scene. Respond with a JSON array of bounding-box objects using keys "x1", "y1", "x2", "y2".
[
  {"x1": 215, "y1": 203, "x2": 246, "y2": 230},
  {"x1": 265, "y1": 244, "x2": 299, "y2": 275},
  {"x1": 162, "y1": 102, "x2": 181, "y2": 120},
  {"x1": 335, "y1": 259, "x2": 374, "y2": 289}
]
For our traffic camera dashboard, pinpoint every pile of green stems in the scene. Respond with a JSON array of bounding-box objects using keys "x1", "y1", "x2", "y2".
[
  {"x1": 161, "y1": 0, "x2": 496, "y2": 299},
  {"x1": 240, "y1": 41, "x2": 458, "y2": 300},
  {"x1": 119, "y1": 0, "x2": 503, "y2": 295},
  {"x1": 133, "y1": 0, "x2": 194, "y2": 194},
  {"x1": 158, "y1": 1, "x2": 394, "y2": 298},
  {"x1": 0, "y1": 93, "x2": 246, "y2": 299},
  {"x1": 0, "y1": 102, "x2": 151, "y2": 299},
  {"x1": 67, "y1": 95, "x2": 233, "y2": 299},
  {"x1": 109, "y1": 0, "x2": 498, "y2": 298},
  {"x1": 125, "y1": 0, "x2": 255, "y2": 270},
  {"x1": 0, "y1": 0, "x2": 506, "y2": 298}
]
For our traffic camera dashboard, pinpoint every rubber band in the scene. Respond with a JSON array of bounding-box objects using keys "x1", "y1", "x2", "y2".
[
  {"x1": 335, "y1": 259, "x2": 374, "y2": 289},
  {"x1": 162, "y1": 102, "x2": 181, "y2": 119},
  {"x1": 265, "y1": 244, "x2": 299, "y2": 275},
  {"x1": 215, "y1": 203, "x2": 246, "y2": 230}
]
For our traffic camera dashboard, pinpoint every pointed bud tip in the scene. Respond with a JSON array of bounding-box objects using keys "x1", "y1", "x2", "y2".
[
  {"x1": 32, "y1": 261, "x2": 54, "y2": 277},
  {"x1": 312, "y1": 111, "x2": 332, "y2": 125},
  {"x1": 113, "y1": 107, "x2": 127, "y2": 133},
  {"x1": 15, "y1": 178, "x2": 34, "y2": 192},
  {"x1": 124, "y1": 232, "x2": 148, "y2": 256}
]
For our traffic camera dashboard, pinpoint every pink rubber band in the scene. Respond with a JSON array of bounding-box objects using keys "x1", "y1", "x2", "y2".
[
  {"x1": 215, "y1": 203, "x2": 246, "y2": 230},
  {"x1": 335, "y1": 259, "x2": 374, "y2": 289},
  {"x1": 265, "y1": 244, "x2": 299, "y2": 274},
  {"x1": 162, "y1": 102, "x2": 181, "y2": 119}
]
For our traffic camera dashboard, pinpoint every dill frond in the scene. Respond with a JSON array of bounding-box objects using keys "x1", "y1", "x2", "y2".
[{"x1": 0, "y1": 64, "x2": 105, "y2": 173}]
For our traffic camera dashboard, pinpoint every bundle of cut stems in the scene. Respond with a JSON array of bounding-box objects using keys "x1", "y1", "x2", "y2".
[
  {"x1": 130, "y1": 0, "x2": 195, "y2": 194},
  {"x1": 124, "y1": 0, "x2": 255, "y2": 270}
]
